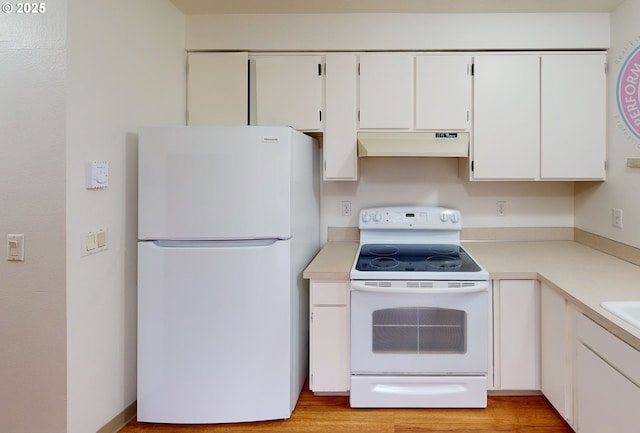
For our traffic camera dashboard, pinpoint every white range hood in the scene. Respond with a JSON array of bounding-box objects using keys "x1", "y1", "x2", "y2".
[{"x1": 357, "y1": 131, "x2": 469, "y2": 158}]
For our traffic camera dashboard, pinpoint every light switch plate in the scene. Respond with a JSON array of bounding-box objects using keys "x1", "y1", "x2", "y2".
[
  {"x1": 7, "y1": 234, "x2": 25, "y2": 261},
  {"x1": 81, "y1": 228, "x2": 108, "y2": 256}
]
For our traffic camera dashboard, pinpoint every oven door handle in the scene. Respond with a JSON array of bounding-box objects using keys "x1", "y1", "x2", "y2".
[{"x1": 350, "y1": 281, "x2": 489, "y2": 295}]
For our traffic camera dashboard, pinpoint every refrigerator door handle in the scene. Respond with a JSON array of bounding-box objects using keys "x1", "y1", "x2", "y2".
[{"x1": 152, "y1": 239, "x2": 284, "y2": 248}]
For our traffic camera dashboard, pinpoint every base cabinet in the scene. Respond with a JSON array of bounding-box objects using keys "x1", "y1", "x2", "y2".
[
  {"x1": 492, "y1": 280, "x2": 540, "y2": 391},
  {"x1": 540, "y1": 283, "x2": 576, "y2": 428},
  {"x1": 309, "y1": 281, "x2": 350, "y2": 393},
  {"x1": 575, "y1": 314, "x2": 640, "y2": 433}
]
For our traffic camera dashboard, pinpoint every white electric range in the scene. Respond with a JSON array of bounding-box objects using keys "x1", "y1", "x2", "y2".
[{"x1": 349, "y1": 206, "x2": 489, "y2": 408}]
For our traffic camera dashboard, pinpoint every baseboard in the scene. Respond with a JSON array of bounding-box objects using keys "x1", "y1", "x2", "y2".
[
  {"x1": 96, "y1": 401, "x2": 136, "y2": 433},
  {"x1": 488, "y1": 390, "x2": 543, "y2": 396}
]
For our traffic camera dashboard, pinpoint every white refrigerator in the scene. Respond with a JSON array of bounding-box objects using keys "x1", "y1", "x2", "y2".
[{"x1": 137, "y1": 126, "x2": 320, "y2": 424}]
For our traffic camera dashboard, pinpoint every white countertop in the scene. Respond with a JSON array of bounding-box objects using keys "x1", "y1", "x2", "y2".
[{"x1": 303, "y1": 240, "x2": 640, "y2": 350}]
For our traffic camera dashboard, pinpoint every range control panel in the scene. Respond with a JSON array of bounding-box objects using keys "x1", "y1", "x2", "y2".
[{"x1": 359, "y1": 206, "x2": 462, "y2": 230}]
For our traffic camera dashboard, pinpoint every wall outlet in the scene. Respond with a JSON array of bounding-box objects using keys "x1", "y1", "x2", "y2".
[
  {"x1": 613, "y1": 208, "x2": 624, "y2": 229},
  {"x1": 496, "y1": 201, "x2": 507, "y2": 217},
  {"x1": 342, "y1": 201, "x2": 352, "y2": 217}
]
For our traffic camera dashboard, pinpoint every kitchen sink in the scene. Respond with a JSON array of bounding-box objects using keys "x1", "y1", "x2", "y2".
[{"x1": 601, "y1": 301, "x2": 640, "y2": 330}]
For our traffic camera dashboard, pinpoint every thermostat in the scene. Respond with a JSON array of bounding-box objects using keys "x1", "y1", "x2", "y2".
[{"x1": 85, "y1": 161, "x2": 109, "y2": 189}]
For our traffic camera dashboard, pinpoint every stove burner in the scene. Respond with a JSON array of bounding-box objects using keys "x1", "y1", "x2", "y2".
[
  {"x1": 432, "y1": 245, "x2": 459, "y2": 255},
  {"x1": 425, "y1": 255, "x2": 462, "y2": 271},
  {"x1": 370, "y1": 257, "x2": 400, "y2": 269},
  {"x1": 369, "y1": 246, "x2": 399, "y2": 256}
]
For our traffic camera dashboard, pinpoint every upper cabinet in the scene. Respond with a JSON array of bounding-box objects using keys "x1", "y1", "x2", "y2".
[
  {"x1": 472, "y1": 55, "x2": 541, "y2": 179},
  {"x1": 358, "y1": 54, "x2": 414, "y2": 129},
  {"x1": 415, "y1": 55, "x2": 471, "y2": 131},
  {"x1": 187, "y1": 52, "x2": 249, "y2": 126},
  {"x1": 251, "y1": 55, "x2": 324, "y2": 132},
  {"x1": 540, "y1": 54, "x2": 607, "y2": 180},
  {"x1": 358, "y1": 54, "x2": 472, "y2": 132},
  {"x1": 186, "y1": 50, "x2": 606, "y2": 182},
  {"x1": 324, "y1": 54, "x2": 358, "y2": 181},
  {"x1": 470, "y1": 53, "x2": 607, "y2": 181}
]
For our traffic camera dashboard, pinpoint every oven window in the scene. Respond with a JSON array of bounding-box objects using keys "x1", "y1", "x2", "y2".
[{"x1": 371, "y1": 307, "x2": 466, "y2": 354}]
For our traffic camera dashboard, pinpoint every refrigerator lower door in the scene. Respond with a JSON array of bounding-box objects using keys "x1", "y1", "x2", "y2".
[{"x1": 137, "y1": 239, "x2": 294, "y2": 424}]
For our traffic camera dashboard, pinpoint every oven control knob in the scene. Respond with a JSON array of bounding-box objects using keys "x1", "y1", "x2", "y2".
[
  {"x1": 440, "y1": 213, "x2": 450, "y2": 222},
  {"x1": 451, "y1": 213, "x2": 460, "y2": 223},
  {"x1": 373, "y1": 213, "x2": 382, "y2": 222},
  {"x1": 362, "y1": 213, "x2": 372, "y2": 223}
]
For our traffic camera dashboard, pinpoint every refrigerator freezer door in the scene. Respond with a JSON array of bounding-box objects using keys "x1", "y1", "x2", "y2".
[
  {"x1": 137, "y1": 239, "x2": 293, "y2": 424},
  {"x1": 138, "y1": 126, "x2": 292, "y2": 240}
]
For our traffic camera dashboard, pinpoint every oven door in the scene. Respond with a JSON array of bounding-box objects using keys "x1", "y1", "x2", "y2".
[{"x1": 350, "y1": 281, "x2": 488, "y2": 375}]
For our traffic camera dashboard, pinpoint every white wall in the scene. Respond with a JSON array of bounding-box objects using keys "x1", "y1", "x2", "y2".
[
  {"x1": 322, "y1": 158, "x2": 574, "y2": 242},
  {"x1": 65, "y1": 1, "x2": 185, "y2": 432},
  {"x1": 575, "y1": 0, "x2": 640, "y2": 249},
  {"x1": 185, "y1": 13, "x2": 609, "y2": 51},
  {"x1": 0, "y1": 3, "x2": 68, "y2": 432}
]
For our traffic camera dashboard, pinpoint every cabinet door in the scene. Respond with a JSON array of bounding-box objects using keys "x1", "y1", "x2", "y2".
[
  {"x1": 359, "y1": 54, "x2": 413, "y2": 129},
  {"x1": 253, "y1": 56, "x2": 323, "y2": 131},
  {"x1": 472, "y1": 55, "x2": 540, "y2": 179},
  {"x1": 310, "y1": 306, "x2": 349, "y2": 392},
  {"x1": 576, "y1": 343, "x2": 640, "y2": 433},
  {"x1": 576, "y1": 313, "x2": 640, "y2": 432},
  {"x1": 187, "y1": 52, "x2": 248, "y2": 126},
  {"x1": 540, "y1": 283, "x2": 574, "y2": 426},
  {"x1": 541, "y1": 54, "x2": 607, "y2": 179},
  {"x1": 416, "y1": 55, "x2": 471, "y2": 131},
  {"x1": 309, "y1": 281, "x2": 350, "y2": 393},
  {"x1": 324, "y1": 54, "x2": 358, "y2": 181},
  {"x1": 493, "y1": 280, "x2": 540, "y2": 390}
]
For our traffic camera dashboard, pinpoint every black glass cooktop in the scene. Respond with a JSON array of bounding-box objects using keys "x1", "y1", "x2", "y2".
[{"x1": 355, "y1": 244, "x2": 482, "y2": 273}]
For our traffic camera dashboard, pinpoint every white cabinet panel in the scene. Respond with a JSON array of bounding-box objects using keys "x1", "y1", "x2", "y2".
[
  {"x1": 540, "y1": 283, "x2": 575, "y2": 427},
  {"x1": 309, "y1": 281, "x2": 350, "y2": 393},
  {"x1": 541, "y1": 54, "x2": 606, "y2": 179},
  {"x1": 310, "y1": 306, "x2": 349, "y2": 393},
  {"x1": 359, "y1": 54, "x2": 413, "y2": 129},
  {"x1": 472, "y1": 55, "x2": 540, "y2": 179},
  {"x1": 576, "y1": 344, "x2": 640, "y2": 433},
  {"x1": 324, "y1": 54, "x2": 358, "y2": 181},
  {"x1": 576, "y1": 314, "x2": 640, "y2": 433},
  {"x1": 493, "y1": 280, "x2": 540, "y2": 391},
  {"x1": 416, "y1": 55, "x2": 471, "y2": 131},
  {"x1": 187, "y1": 52, "x2": 248, "y2": 126},
  {"x1": 253, "y1": 55, "x2": 323, "y2": 131},
  {"x1": 472, "y1": 53, "x2": 606, "y2": 181}
]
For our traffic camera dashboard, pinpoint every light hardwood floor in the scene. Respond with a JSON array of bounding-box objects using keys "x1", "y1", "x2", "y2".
[{"x1": 119, "y1": 387, "x2": 573, "y2": 433}]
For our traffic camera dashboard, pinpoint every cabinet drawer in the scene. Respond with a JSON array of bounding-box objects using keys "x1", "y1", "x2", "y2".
[
  {"x1": 311, "y1": 281, "x2": 349, "y2": 305},
  {"x1": 577, "y1": 313, "x2": 640, "y2": 385}
]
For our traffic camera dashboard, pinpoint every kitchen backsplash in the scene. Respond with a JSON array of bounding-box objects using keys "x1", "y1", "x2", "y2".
[{"x1": 320, "y1": 157, "x2": 574, "y2": 244}]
